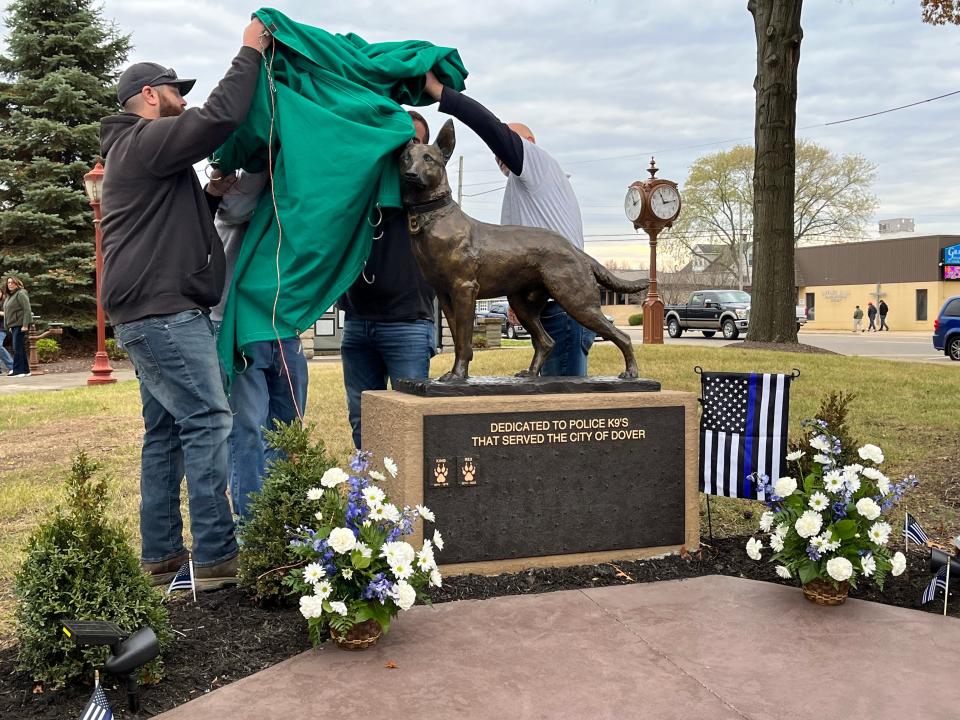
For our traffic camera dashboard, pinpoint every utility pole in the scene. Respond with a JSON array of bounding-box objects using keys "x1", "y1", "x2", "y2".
[{"x1": 457, "y1": 155, "x2": 464, "y2": 205}]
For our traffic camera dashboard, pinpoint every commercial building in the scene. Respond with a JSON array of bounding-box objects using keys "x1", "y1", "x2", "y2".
[{"x1": 795, "y1": 235, "x2": 959, "y2": 331}]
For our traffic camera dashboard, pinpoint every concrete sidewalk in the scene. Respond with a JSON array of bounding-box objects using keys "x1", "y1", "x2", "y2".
[
  {"x1": 156, "y1": 575, "x2": 960, "y2": 720},
  {"x1": 0, "y1": 369, "x2": 137, "y2": 394}
]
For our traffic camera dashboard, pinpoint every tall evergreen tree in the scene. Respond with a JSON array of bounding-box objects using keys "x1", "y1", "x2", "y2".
[{"x1": 0, "y1": 0, "x2": 129, "y2": 326}]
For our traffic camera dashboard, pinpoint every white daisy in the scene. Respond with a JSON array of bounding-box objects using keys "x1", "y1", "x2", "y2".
[
  {"x1": 808, "y1": 492, "x2": 830, "y2": 512},
  {"x1": 303, "y1": 563, "x2": 326, "y2": 584},
  {"x1": 341, "y1": 568, "x2": 353, "y2": 580},
  {"x1": 775, "y1": 565, "x2": 791, "y2": 579},
  {"x1": 306, "y1": 487, "x2": 323, "y2": 501},
  {"x1": 433, "y1": 529, "x2": 444, "y2": 551},
  {"x1": 368, "y1": 470, "x2": 386, "y2": 481},
  {"x1": 769, "y1": 533, "x2": 785, "y2": 552},
  {"x1": 384, "y1": 457, "x2": 398, "y2": 478},
  {"x1": 416, "y1": 504, "x2": 436, "y2": 522},
  {"x1": 314, "y1": 580, "x2": 333, "y2": 600},
  {"x1": 362, "y1": 486, "x2": 386, "y2": 508}
]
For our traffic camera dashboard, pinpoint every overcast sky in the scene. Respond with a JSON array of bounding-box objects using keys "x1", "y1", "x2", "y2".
[{"x1": 3, "y1": 0, "x2": 958, "y2": 266}]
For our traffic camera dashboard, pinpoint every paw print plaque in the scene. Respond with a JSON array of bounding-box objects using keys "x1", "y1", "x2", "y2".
[
  {"x1": 432, "y1": 458, "x2": 450, "y2": 487},
  {"x1": 458, "y1": 456, "x2": 478, "y2": 486}
]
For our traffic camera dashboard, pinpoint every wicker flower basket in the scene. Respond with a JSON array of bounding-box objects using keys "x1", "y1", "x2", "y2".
[
  {"x1": 329, "y1": 618, "x2": 383, "y2": 650},
  {"x1": 802, "y1": 578, "x2": 849, "y2": 606}
]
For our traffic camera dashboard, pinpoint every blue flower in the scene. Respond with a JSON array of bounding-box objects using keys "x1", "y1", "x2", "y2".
[
  {"x1": 831, "y1": 501, "x2": 847, "y2": 520},
  {"x1": 806, "y1": 545, "x2": 822, "y2": 561}
]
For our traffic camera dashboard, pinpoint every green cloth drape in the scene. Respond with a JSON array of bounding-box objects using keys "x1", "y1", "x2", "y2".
[{"x1": 214, "y1": 7, "x2": 467, "y2": 381}]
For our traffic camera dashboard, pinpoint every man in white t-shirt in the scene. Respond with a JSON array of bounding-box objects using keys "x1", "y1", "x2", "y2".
[{"x1": 424, "y1": 72, "x2": 594, "y2": 376}]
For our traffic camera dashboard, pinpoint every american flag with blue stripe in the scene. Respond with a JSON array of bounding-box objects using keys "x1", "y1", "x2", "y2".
[
  {"x1": 699, "y1": 372, "x2": 792, "y2": 500},
  {"x1": 80, "y1": 684, "x2": 112, "y2": 720},
  {"x1": 905, "y1": 512, "x2": 929, "y2": 546},
  {"x1": 922, "y1": 565, "x2": 948, "y2": 605},
  {"x1": 167, "y1": 560, "x2": 195, "y2": 599}
]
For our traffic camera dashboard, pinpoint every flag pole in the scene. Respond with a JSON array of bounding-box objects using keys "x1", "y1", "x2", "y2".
[
  {"x1": 95, "y1": 668, "x2": 100, "y2": 688},
  {"x1": 189, "y1": 558, "x2": 196, "y2": 603},
  {"x1": 706, "y1": 495, "x2": 714, "y2": 543},
  {"x1": 944, "y1": 557, "x2": 951, "y2": 617},
  {"x1": 904, "y1": 510, "x2": 908, "y2": 553}
]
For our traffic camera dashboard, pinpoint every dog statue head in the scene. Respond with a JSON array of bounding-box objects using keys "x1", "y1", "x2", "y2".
[{"x1": 400, "y1": 118, "x2": 456, "y2": 204}]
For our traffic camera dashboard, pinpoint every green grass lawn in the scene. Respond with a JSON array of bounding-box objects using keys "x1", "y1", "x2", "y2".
[{"x1": 0, "y1": 343, "x2": 957, "y2": 639}]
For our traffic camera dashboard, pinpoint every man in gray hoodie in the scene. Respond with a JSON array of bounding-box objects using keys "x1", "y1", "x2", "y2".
[{"x1": 100, "y1": 17, "x2": 267, "y2": 590}]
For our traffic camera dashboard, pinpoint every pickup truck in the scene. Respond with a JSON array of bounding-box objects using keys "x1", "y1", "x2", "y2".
[{"x1": 665, "y1": 290, "x2": 807, "y2": 340}]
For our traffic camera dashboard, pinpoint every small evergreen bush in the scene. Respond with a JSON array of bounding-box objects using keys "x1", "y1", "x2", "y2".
[
  {"x1": 238, "y1": 422, "x2": 340, "y2": 604},
  {"x1": 789, "y1": 390, "x2": 860, "y2": 480},
  {"x1": 35, "y1": 338, "x2": 60, "y2": 363},
  {"x1": 14, "y1": 451, "x2": 171, "y2": 688},
  {"x1": 628, "y1": 313, "x2": 644, "y2": 326},
  {"x1": 105, "y1": 338, "x2": 127, "y2": 360}
]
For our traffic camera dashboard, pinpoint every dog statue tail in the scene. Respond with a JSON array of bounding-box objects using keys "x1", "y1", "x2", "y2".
[{"x1": 589, "y1": 258, "x2": 650, "y2": 294}]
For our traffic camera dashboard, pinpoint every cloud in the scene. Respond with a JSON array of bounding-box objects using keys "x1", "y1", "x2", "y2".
[{"x1": 1, "y1": 0, "x2": 957, "y2": 262}]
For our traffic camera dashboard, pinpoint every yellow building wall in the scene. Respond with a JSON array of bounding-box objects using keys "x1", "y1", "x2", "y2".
[{"x1": 798, "y1": 281, "x2": 953, "y2": 331}]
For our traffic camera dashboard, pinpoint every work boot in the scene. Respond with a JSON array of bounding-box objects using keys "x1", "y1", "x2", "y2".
[
  {"x1": 194, "y1": 555, "x2": 239, "y2": 592},
  {"x1": 142, "y1": 550, "x2": 189, "y2": 587}
]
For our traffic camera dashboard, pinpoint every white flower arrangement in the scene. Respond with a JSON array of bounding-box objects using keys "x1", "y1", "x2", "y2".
[
  {"x1": 746, "y1": 424, "x2": 915, "y2": 592},
  {"x1": 287, "y1": 452, "x2": 441, "y2": 644}
]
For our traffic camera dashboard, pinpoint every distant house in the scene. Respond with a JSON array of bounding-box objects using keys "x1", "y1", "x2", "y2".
[{"x1": 677, "y1": 242, "x2": 753, "y2": 288}]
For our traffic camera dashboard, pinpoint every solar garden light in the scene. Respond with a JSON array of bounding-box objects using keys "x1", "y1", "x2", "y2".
[
  {"x1": 62, "y1": 619, "x2": 160, "y2": 713},
  {"x1": 930, "y1": 547, "x2": 960, "y2": 576}
]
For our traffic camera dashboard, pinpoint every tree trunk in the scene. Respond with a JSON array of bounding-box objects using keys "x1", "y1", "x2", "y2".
[{"x1": 747, "y1": 0, "x2": 803, "y2": 343}]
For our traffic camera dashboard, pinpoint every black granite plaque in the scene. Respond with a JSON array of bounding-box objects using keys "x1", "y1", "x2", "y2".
[
  {"x1": 396, "y1": 375, "x2": 661, "y2": 397},
  {"x1": 423, "y1": 406, "x2": 686, "y2": 564}
]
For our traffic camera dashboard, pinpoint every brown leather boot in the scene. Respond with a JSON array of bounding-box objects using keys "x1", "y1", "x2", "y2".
[
  {"x1": 142, "y1": 550, "x2": 189, "y2": 587},
  {"x1": 194, "y1": 555, "x2": 239, "y2": 592}
]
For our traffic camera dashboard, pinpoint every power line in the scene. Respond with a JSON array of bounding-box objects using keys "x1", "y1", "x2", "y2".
[
  {"x1": 462, "y1": 185, "x2": 506, "y2": 197},
  {"x1": 553, "y1": 88, "x2": 960, "y2": 167}
]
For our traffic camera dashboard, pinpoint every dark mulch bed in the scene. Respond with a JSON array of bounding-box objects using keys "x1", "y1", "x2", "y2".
[
  {"x1": 29, "y1": 357, "x2": 133, "y2": 375},
  {"x1": 0, "y1": 536, "x2": 949, "y2": 719},
  {"x1": 726, "y1": 341, "x2": 839, "y2": 355}
]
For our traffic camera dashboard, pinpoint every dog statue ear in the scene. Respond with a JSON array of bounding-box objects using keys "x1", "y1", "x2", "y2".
[{"x1": 436, "y1": 119, "x2": 456, "y2": 163}]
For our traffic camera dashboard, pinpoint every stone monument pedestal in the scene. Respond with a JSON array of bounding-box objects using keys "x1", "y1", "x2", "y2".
[{"x1": 361, "y1": 378, "x2": 699, "y2": 575}]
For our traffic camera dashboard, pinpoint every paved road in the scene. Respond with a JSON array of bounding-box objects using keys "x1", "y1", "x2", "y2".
[{"x1": 618, "y1": 327, "x2": 953, "y2": 364}]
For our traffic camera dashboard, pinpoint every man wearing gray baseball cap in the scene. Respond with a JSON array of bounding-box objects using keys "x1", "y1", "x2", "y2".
[{"x1": 100, "y1": 16, "x2": 268, "y2": 591}]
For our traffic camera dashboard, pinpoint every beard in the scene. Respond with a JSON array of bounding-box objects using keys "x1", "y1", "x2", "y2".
[{"x1": 158, "y1": 93, "x2": 184, "y2": 117}]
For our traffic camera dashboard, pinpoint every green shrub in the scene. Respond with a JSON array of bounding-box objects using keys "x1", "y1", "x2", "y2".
[
  {"x1": 14, "y1": 450, "x2": 171, "y2": 688},
  {"x1": 105, "y1": 338, "x2": 127, "y2": 361},
  {"x1": 238, "y1": 422, "x2": 340, "y2": 604},
  {"x1": 788, "y1": 390, "x2": 860, "y2": 479},
  {"x1": 628, "y1": 313, "x2": 644, "y2": 326},
  {"x1": 35, "y1": 338, "x2": 60, "y2": 363}
]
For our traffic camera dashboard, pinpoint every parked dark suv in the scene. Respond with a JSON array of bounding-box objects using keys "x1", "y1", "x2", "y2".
[
  {"x1": 484, "y1": 301, "x2": 529, "y2": 339},
  {"x1": 933, "y1": 295, "x2": 960, "y2": 361}
]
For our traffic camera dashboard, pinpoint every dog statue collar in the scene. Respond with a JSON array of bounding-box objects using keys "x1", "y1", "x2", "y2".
[{"x1": 405, "y1": 193, "x2": 453, "y2": 235}]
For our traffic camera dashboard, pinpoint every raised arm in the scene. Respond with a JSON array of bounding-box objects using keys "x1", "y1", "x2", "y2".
[
  {"x1": 138, "y1": 19, "x2": 269, "y2": 177},
  {"x1": 424, "y1": 71, "x2": 523, "y2": 176}
]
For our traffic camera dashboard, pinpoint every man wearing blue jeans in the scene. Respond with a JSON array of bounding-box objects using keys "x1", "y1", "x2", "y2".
[
  {"x1": 100, "y1": 18, "x2": 267, "y2": 589},
  {"x1": 209, "y1": 170, "x2": 308, "y2": 522},
  {"x1": 340, "y1": 111, "x2": 436, "y2": 449}
]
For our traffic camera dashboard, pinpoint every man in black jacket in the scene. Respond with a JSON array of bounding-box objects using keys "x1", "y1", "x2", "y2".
[
  {"x1": 339, "y1": 111, "x2": 436, "y2": 449},
  {"x1": 100, "y1": 17, "x2": 267, "y2": 590}
]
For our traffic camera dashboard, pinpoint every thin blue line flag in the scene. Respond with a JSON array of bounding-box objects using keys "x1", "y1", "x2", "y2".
[
  {"x1": 922, "y1": 565, "x2": 948, "y2": 605},
  {"x1": 905, "y1": 512, "x2": 929, "y2": 546},
  {"x1": 699, "y1": 372, "x2": 792, "y2": 500},
  {"x1": 79, "y1": 683, "x2": 112, "y2": 720}
]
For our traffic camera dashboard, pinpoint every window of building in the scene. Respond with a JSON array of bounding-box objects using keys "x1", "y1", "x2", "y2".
[
  {"x1": 916, "y1": 289, "x2": 928, "y2": 322},
  {"x1": 805, "y1": 292, "x2": 815, "y2": 321}
]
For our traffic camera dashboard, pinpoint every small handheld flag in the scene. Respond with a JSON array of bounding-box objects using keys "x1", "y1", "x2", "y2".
[
  {"x1": 79, "y1": 671, "x2": 112, "y2": 720},
  {"x1": 166, "y1": 558, "x2": 196, "y2": 601},
  {"x1": 922, "y1": 564, "x2": 949, "y2": 606},
  {"x1": 905, "y1": 512, "x2": 929, "y2": 549}
]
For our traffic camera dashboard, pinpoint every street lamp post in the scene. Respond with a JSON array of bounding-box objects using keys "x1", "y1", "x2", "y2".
[{"x1": 83, "y1": 161, "x2": 116, "y2": 385}]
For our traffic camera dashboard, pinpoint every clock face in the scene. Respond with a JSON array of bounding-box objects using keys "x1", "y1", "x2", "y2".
[
  {"x1": 650, "y1": 185, "x2": 680, "y2": 220},
  {"x1": 624, "y1": 187, "x2": 642, "y2": 221}
]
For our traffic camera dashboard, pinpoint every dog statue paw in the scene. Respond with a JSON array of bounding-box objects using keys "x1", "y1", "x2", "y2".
[
  {"x1": 619, "y1": 369, "x2": 639, "y2": 380},
  {"x1": 514, "y1": 369, "x2": 536, "y2": 378},
  {"x1": 437, "y1": 371, "x2": 467, "y2": 383}
]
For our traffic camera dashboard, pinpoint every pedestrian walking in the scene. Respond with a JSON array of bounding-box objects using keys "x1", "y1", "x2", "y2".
[
  {"x1": 878, "y1": 299, "x2": 890, "y2": 331},
  {"x1": 3, "y1": 277, "x2": 32, "y2": 376},
  {"x1": 853, "y1": 305, "x2": 864, "y2": 333},
  {"x1": 0, "y1": 287, "x2": 15, "y2": 374},
  {"x1": 866, "y1": 302, "x2": 877, "y2": 332}
]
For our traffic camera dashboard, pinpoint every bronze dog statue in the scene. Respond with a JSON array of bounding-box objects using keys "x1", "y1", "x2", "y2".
[{"x1": 399, "y1": 119, "x2": 647, "y2": 382}]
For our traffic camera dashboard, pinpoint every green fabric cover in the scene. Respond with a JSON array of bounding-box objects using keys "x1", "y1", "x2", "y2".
[{"x1": 214, "y1": 7, "x2": 467, "y2": 380}]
